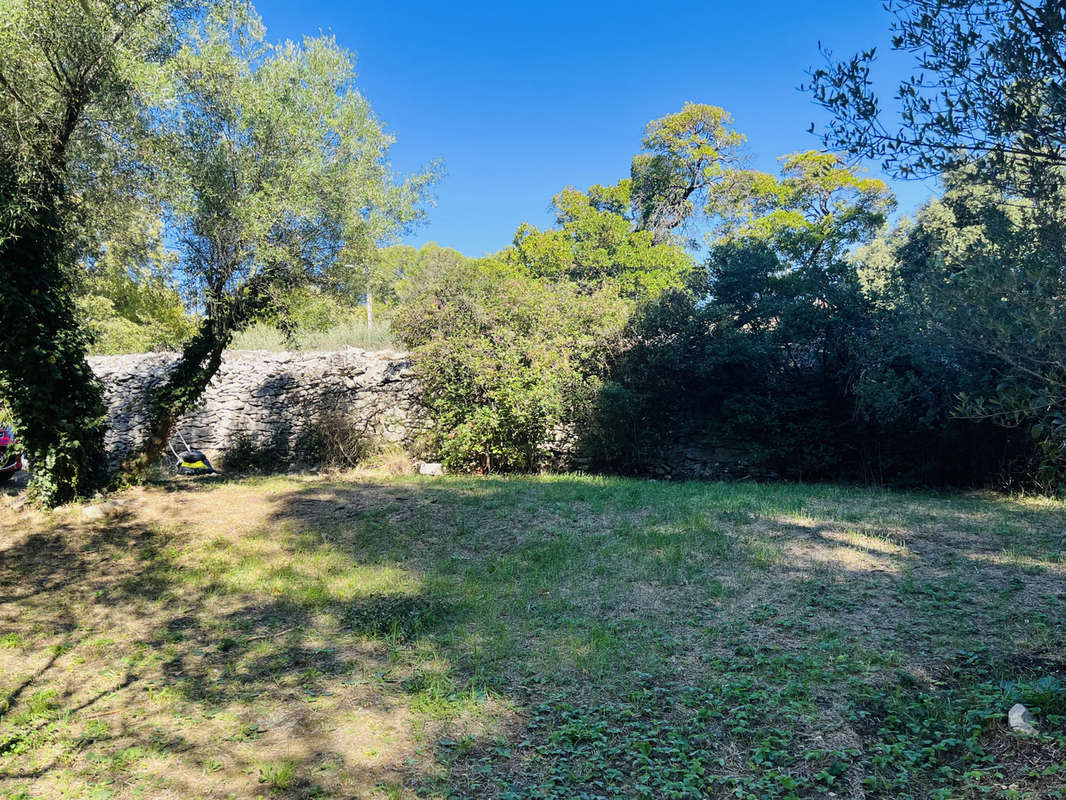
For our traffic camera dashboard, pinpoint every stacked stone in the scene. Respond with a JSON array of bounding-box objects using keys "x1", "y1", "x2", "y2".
[
  {"x1": 89, "y1": 348, "x2": 425, "y2": 471},
  {"x1": 89, "y1": 349, "x2": 761, "y2": 479}
]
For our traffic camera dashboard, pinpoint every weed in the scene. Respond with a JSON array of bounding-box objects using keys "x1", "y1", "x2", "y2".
[{"x1": 257, "y1": 758, "x2": 297, "y2": 791}]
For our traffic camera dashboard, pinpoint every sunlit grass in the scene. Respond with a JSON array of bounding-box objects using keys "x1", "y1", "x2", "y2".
[
  {"x1": 1, "y1": 474, "x2": 1064, "y2": 798},
  {"x1": 230, "y1": 317, "x2": 401, "y2": 352}
]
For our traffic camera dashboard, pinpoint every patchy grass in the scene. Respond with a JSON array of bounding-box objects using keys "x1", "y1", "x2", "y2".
[{"x1": 1, "y1": 475, "x2": 1064, "y2": 798}]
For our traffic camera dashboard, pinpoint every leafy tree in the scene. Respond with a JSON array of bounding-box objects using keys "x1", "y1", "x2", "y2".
[
  {"x1": 398, "y1": 107, "x2": 713, "y2": 472},
  {"x1": 630, "y1": 102, "x2": 747, "y2": 244},
  {"x1": 810, "y1": 3, "x2": 1066, "y2": 485},
  {"x1": 331, "y1": 241, "x2": 468, "y2": 321},
  {"x1": 711, "y1": 151, "x2": 896, "y2": 264},
  {"x1": 593, "y1": 153, "x2": 898, "y2": 479},
  {"x1": 77, "y1": 207, "x2": 197, "y2": 354},
  {"x1": 0, "y1": 0, "x2": 200, "y2": 504},
  {"x1": 855, "y1": 169, "x2": 1066, "y2": 486},
  {"x1": 509, "y1": 181, "x2": 694, "y2": 300},
  {"x1": 808, "y1": 0, "x2": 1066, "y2": 195},
  {"x1": 122, "y1": 7, "x2": 437, "y2": 476}
]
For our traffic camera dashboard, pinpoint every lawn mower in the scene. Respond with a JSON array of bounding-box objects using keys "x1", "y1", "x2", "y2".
[{"x1": 169, "y1": 429, "x2": 215, "y2": 475}]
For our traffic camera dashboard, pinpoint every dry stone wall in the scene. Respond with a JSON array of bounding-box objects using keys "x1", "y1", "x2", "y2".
[
  {"x1": 90, "y1": 348, "x2": 425, "y2": 471},
  {"x1": 89, "y1": 349, "x2": 751, "y2": 480}
]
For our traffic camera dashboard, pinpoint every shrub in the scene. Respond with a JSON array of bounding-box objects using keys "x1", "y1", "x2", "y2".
[
  {"x1": 394, "y1": 257, "x2": 629, "y2": 472},
  {"x1": 220, "y1": 430, "x2": 290, "y2": 474},
  {"x1": 304, "y1": 410, "x2": 377, "y2": 469}
]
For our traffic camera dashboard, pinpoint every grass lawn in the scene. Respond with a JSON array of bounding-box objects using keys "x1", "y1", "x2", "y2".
[{"x1": 1, "y1": 473, "x2": 1064, "y2": 799}]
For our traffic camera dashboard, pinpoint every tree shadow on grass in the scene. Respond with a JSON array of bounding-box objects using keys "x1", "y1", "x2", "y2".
[
  {"x1": 0, "y1": 489, "x2": 470, "y2": 797},
  {"x1": 2, "y1": 475, "x2": 1065, "y2": 798},
  {"x1": 260, "y1": 477, "x2": 1066, "y2": 798}
]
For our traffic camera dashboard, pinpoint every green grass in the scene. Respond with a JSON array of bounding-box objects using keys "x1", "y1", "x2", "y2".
[
  {"x1": 1, "y1": 474, "x2": 1064, "y2": 798},
  {"x1": 229, "y1": 317, "x2": 400, "y2": 352}
]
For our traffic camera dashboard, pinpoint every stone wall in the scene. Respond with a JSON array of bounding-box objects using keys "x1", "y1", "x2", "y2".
[
  {"x1": 90, "y1": 348, "x2": 425, "y2": 471},
  {"x1": 90, "y1": 349, "x2": 756, "y2": 480}
]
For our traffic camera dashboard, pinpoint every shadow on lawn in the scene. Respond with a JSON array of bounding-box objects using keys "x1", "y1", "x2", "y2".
[
  {"x1": 257, "y1": 479, "x2": 1066, "y2": 799},
  {"x1": 259, "y1": 478, "x2": 1066, "y2": 671},
  {"x1": 0, "y1": 489, "x2": 467, "y2": 797},
  {"x1": 2, "y1": 476, "x2": 1065, "y2": 798}
]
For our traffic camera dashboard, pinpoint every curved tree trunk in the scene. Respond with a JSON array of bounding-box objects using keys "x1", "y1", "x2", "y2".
[{"x1": 120, "y1": 317, "x2": 231, "y2": 480}]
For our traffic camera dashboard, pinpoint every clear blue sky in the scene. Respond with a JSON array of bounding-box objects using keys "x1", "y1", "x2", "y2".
[{"x1": 254, "y1": 0, "x2": 936, "y2": 256}]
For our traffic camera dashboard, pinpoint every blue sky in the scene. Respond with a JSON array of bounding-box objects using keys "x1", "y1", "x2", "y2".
[{"x1": 254, "y1": 0, "x2": 936, "y2": 256}]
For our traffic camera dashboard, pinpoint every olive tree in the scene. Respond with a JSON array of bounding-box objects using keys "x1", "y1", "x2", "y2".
[
  {"x1": 0, "y1": 0, "x2": 205, "y2": 504},
  {"x1": 122, "y1": 7, "x2": 438, "y2": 475},
  {"x1": 808, "y1": 0, "x2": 1066, "y2": 194}
]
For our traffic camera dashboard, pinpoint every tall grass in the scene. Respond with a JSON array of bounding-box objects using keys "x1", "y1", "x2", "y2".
[{"x1": 229, "y1": 317, "x2": 401, "y2": 352}]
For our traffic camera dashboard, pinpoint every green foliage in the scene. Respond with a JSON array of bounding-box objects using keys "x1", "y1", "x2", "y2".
[
  {"x1": 461, "y1": 652, "x2": 1066, "y2": 799},
  {"x1": 325, "y1": 242, "x2": 464, "y2": 310},
  {"x1": 854, "y1": 168, "x2": 1066, "y2": 488},
  {"x1": 590, "y1": 153, "x2": 901, "y2": 480},
  {"x1": 853, "y1": 663, "x2": 1066, "y2": 797},
  {"x1": 509, "y1": 181, "x2": 694, "y2": 300},
  {"x1": 711, "y1": 151, "x2": 896, "y2": 256},
  {"x1": 124, "y1": 6, "x2": 438, "y2": 476},
  {"x1": 809, "y1": 0, "x2": 1066, "y2": 195},
  {"x1": 631, "y1": 102, "x2": 746, "y2": 243},
  {"x1": 3, "y1": 471, "x2": 1065, "y2": 796},
  {"x1": 0, "y1": 0, "x2": 197, "y2": 503},
  {"x1": 78, "y1": 294, "x2": 160, "y2": 356},
  {"x1": 587, "y1": 145, "x2": 1044, "y2": 487},
  {"x1": 257, "y1": 758, "x2": 296, "y2": 791},
  {"x1": 231, "y1": 316, "x2": 400, "y2": 352},
  {"x1": 392, "y1": 109, "x2": 714, "y2": 473},
  {"x1": 252, "y1": 286, "x2": 357, "y2": 342},
  {"x1": 809, "y1": 5, "x2": 1066, "y2": 489},
  {"x1": 77, "y1": 211, "x2": 197, "y2": 354},
  {"x1": 394, "y1": 256, "x2": 629, "y2": 472}
]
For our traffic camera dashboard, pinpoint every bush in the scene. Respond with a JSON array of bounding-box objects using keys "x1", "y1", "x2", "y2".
[
  {"x1": 303, "y1": 410, "x2": 376, "y2": 469},
  {"x1": 394, "y1": 257, "x2": 630, "y2": 472},
  {"x1": 220, "y1": 430, "x2": 290, "y2": 474},
  {"x1": 587, "y1": 242, "x2": 1033, "y2": 486}
]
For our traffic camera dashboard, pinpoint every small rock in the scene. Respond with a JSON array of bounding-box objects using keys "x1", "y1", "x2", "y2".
[
  {"x1": 1008, "y1": 703, "x2": 1038, "y2": 735},
  {"x1": 418, "y1": 462, "x2": 444, "y2": 476},
  {"x1": 82, "y1": 500, "x2": 123, "y2": 521},
  {"x1": 82, "y1": 504, "x2": 107, "y2": 521}
]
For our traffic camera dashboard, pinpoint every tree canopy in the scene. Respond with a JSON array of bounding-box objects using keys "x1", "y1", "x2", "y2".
[
  {"x1": 123, "y1": 4, "x2": 439, "y2": 475},
  {"x1": 509, "y1": 181, "x2": 694, "y2": 300},
  {"x1": 808, "y1": 0, "x2": 1066, "y2": 195},
  {"x1": 0, "y1": 0, "x2": 203, "y2": 504},
  {"x1": 631, "y1": 102, "x2": 746, "y2": 244}
]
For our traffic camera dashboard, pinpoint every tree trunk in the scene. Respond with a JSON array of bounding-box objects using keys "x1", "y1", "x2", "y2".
[
  {"x1": 120, "y1": 317, "x2": 231, "y2": 479},
  {"x1": 0, "y1": 189, "x2": 108, "y2": 506}
]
